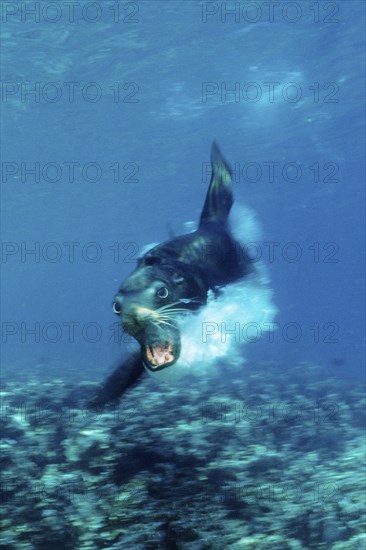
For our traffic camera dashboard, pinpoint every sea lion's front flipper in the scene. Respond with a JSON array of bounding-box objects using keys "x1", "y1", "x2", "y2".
[
  {"x1": 199, "y1": 141, "x2": 233, "y2": 227},
  {"x1": 88, "y1": 352, "x2": 145, "y2": 408}
]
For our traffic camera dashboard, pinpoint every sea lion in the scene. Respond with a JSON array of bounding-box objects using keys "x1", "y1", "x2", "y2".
[{"x1": 91, "y1": 143, "x2": 257, "y2": 407}]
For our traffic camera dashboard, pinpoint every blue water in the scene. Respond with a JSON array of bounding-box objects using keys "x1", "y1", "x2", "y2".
[
  {"x1": 1, "y1": 2, "x2": 366, "y2": 548},
  {"x1": 1, "y1": 1, "x2": 365, "y2": 379}
]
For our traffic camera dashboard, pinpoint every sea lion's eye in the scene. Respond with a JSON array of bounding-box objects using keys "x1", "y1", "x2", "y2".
[
  {"x1": 156, "y1": 286, "x2": 169, "y2": 299},
  {"x1": 112, "y1": 301, "x2": 122, "y2": 314}
]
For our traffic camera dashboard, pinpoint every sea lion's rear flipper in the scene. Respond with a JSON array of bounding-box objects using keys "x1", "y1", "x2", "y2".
[{"x1": 199, "y1": 141, "x2": 233, "y2": 228}]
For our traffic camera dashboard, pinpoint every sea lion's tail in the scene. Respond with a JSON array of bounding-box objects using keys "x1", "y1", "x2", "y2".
[{"x1": 199, "y1": 141, "x2": 233, "y2": 228}]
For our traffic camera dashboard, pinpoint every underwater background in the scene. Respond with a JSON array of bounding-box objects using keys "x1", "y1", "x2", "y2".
[{"x1": 1, "y1": 1, "x2": 365, "y2": 548}]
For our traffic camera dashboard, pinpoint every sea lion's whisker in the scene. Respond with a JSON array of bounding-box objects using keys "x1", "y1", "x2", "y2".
[
  {"x1": 149, "y1": 317, "x2": 177, "y2": 330},
  {"x1": 158, "y1": 313, "x2": 186, "y2": 322},
  {"x1": 156, "y1": 319, "x2": 177, "y2": 329},
  {"x1": 158, "y1": 301, "x2": 185, "y2": 312},
  {"x1": 157, "y1": 307, "x2": 188, "y2": 316}
]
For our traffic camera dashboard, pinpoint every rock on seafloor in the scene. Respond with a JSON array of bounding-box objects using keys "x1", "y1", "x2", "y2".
[{"x1": 0, "y1": 362, "x2": 365, "y2": 549}]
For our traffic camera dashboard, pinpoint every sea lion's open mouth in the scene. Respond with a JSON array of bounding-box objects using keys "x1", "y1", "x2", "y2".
[
  {"x1": 144, "y1": 342, "x2": 175, "y2": 369},
  {"x1": 141, "y1": 324, "x2": 181, "y2": 372}
]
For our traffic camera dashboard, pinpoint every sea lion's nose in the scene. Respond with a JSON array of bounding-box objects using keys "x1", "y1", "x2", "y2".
[{"x1": 121, "y1": 303, "x2": 151, "y2": 336}]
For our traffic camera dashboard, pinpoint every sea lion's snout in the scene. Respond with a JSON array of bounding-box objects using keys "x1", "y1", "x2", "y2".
[
  {"x1": 112, "y1": 295, "x2": 157, "y2": 334},
  {"x1": 112, "y1": 290, "x2": 182, "y2": 372}
]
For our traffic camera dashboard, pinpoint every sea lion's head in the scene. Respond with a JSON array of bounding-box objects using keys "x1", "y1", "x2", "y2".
[{"x1": 112, "y1": 260, "x2": 207, "y2": 373}]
